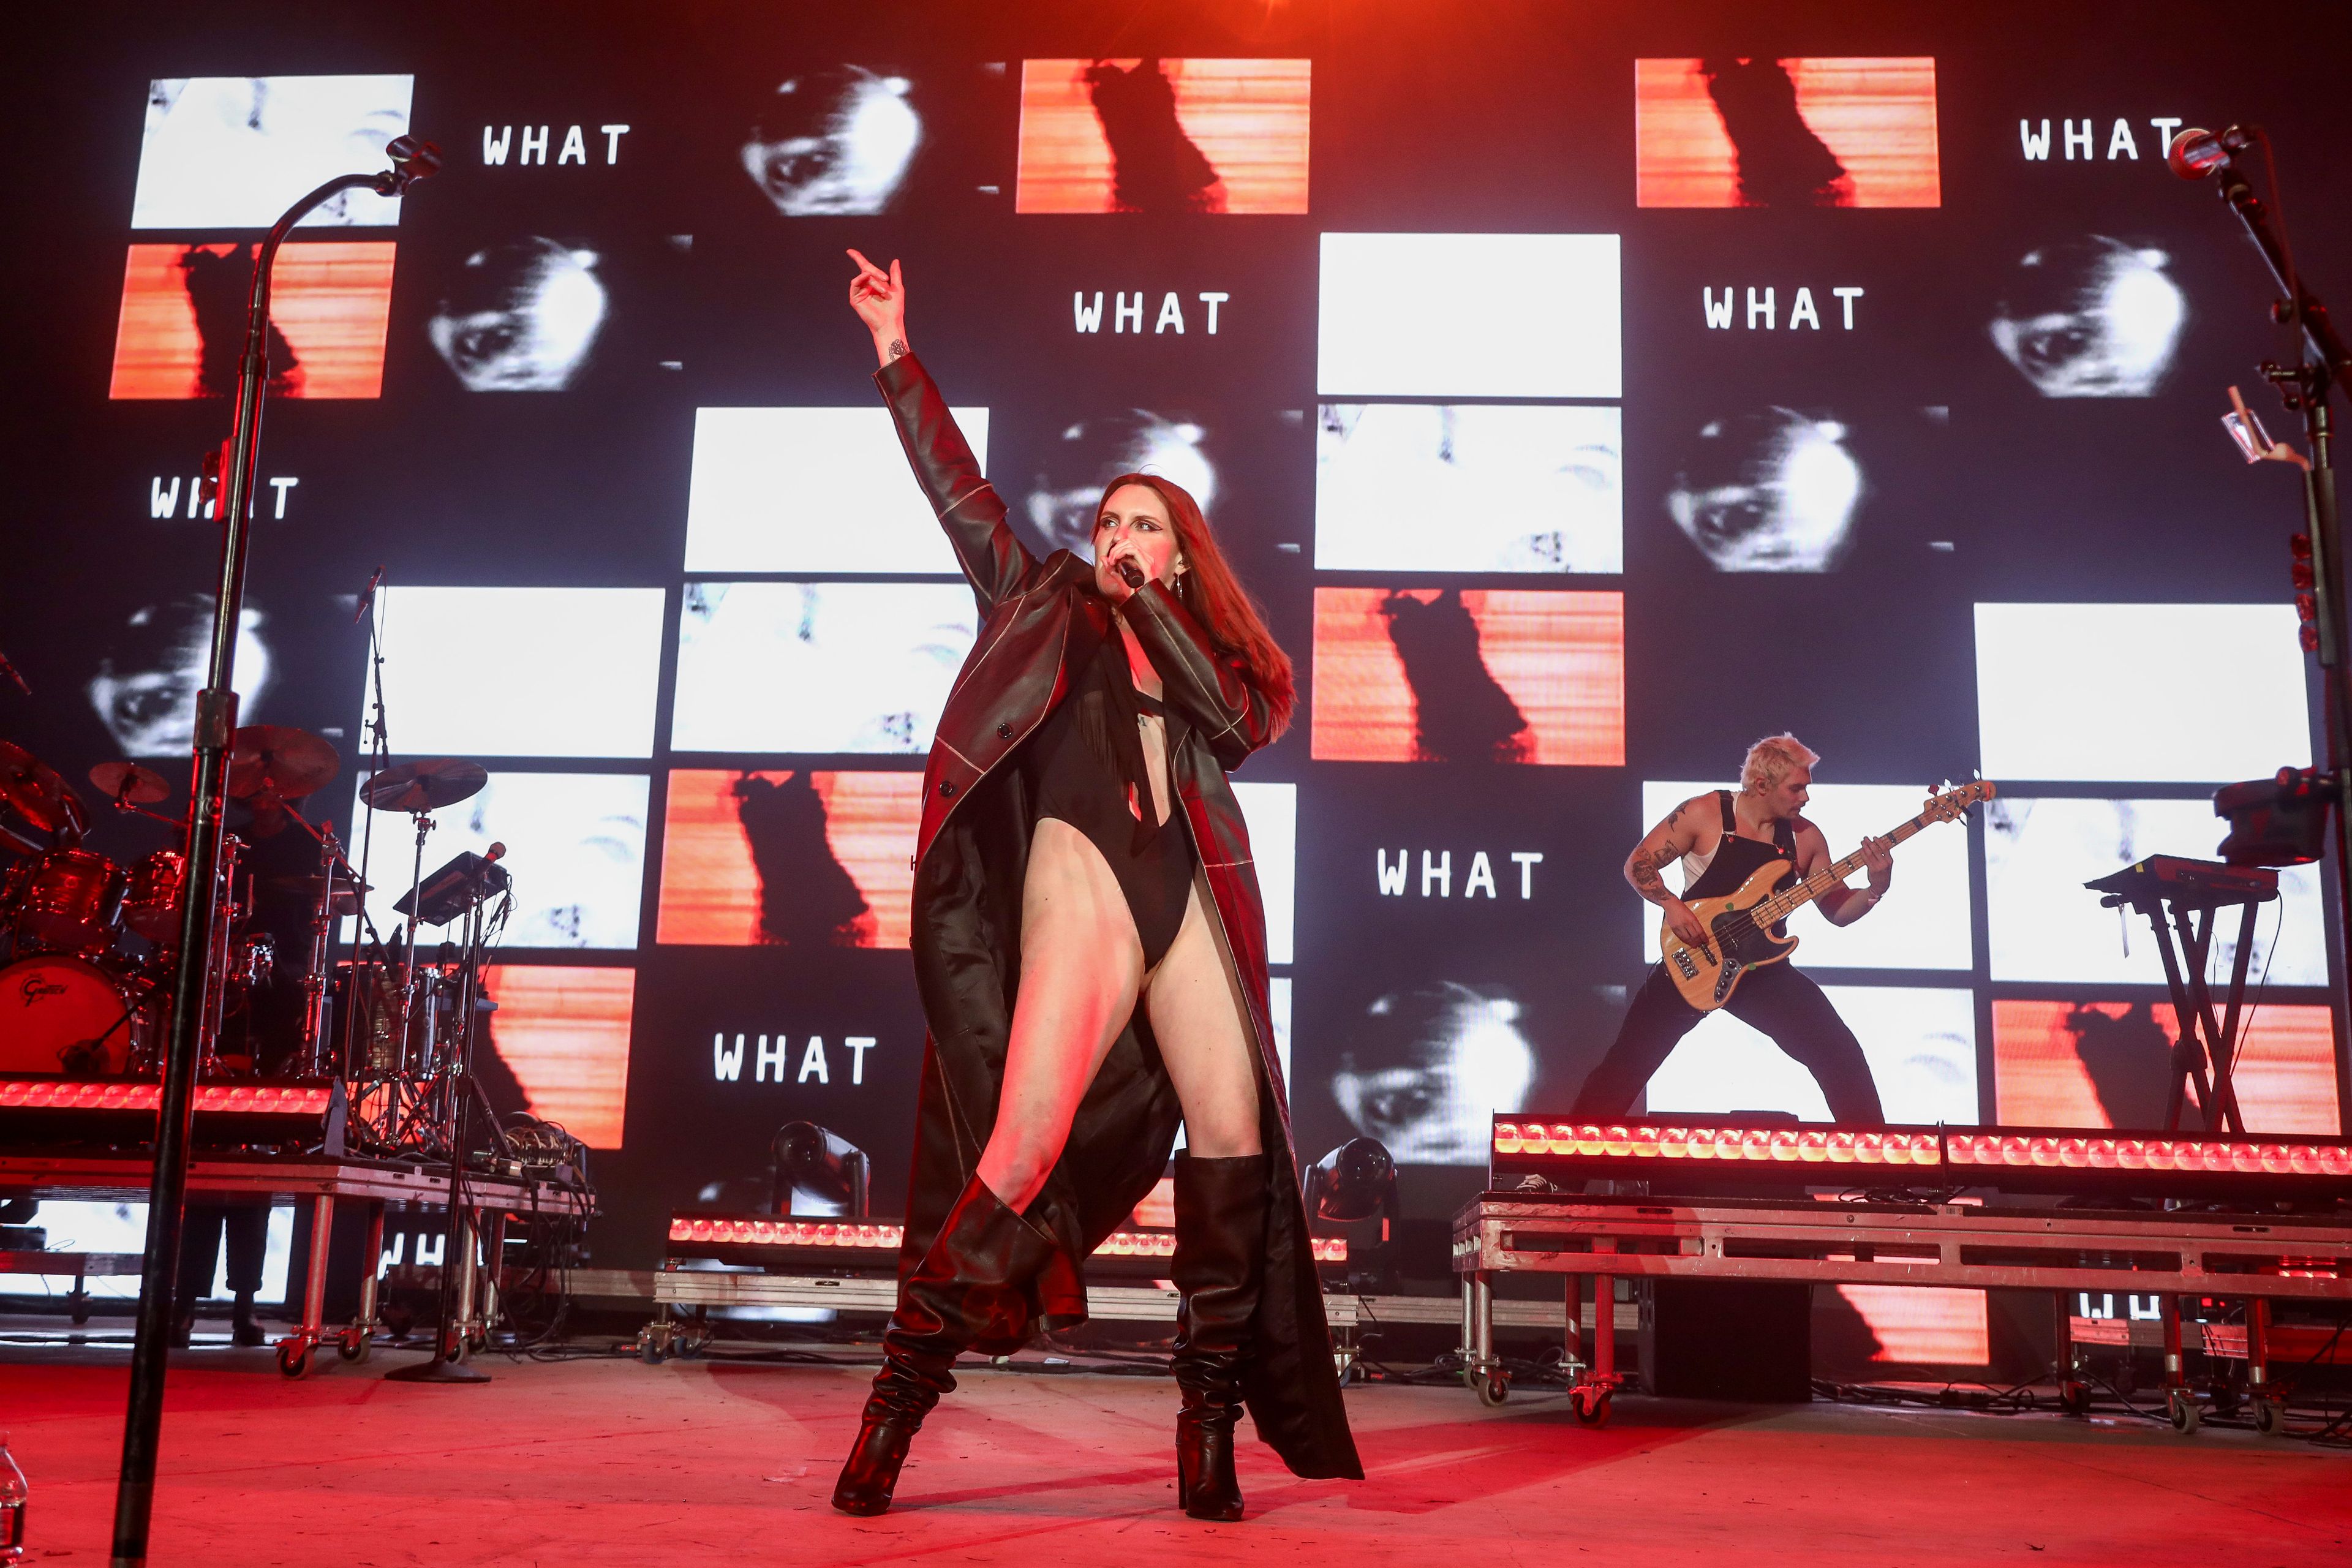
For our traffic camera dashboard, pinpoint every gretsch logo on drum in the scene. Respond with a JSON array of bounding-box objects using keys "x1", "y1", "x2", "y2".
[{"x1": 21, "y1": 977, "x2": 69, "y2": 1003}]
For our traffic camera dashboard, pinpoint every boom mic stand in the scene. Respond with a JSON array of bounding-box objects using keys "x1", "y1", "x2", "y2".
[
  {"x1": 2178, "y1": 130, "x2": 2352, "y2": 1093},
  {"x1": 108, "y1": 135, "x2": 440, "y2": 1568}
]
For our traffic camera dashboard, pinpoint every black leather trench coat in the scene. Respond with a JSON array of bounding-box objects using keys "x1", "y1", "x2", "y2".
[{"x1": 877, "y1": 353, "x2": 1362, "y2": 1481}]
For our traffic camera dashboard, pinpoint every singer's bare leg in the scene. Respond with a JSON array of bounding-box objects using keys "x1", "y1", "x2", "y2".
[
  {"x1": 978, "y1": 820, "x2": 1145, "y2": 1213},
  {"x1": 1145, "y1": 883, "x2": 1261, "y2": 1158},
  {"x1": 979, "y1": 827, "x2": 1266, "y2": 1213}
]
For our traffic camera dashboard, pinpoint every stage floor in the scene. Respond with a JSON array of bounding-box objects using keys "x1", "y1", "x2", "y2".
[{"x1": 7, "y1": 1338, "x2": 2351, "y2": 1566}]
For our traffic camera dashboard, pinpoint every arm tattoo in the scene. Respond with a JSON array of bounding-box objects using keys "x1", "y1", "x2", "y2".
[
  {"x1": 886, "y1": 338, "x2": 907, "y2": 361},
  {"x1": 1627, "y1": 845, "x2": 1671, "y2": 902}
]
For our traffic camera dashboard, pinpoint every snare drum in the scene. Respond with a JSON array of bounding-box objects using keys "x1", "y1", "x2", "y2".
[
  {"x1": 0, "y1": 954, "x2": 145, "y2": 1074},
  {"x1": 121, "y1": 849, "x2": 187, "y2": 943},
  {"x1": 5, "y1": 848, "x2": 126, "y2": 956}
]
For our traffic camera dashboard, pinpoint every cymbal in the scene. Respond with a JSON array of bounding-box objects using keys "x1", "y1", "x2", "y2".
[
  {"x1": 362, "y1": 758, "x2": 488, "y2": 813},
  {"x1": 89, "y1": 760, "x2": 174, "y2": 806},
  {"x1": 0, "y1": 741, "x2": 88, "y2": 837},
  {"x1": 227, "y1": 725, "x2": 339, "y2": 801},
  {"x1": 265, "y1": 872, "x2": 371, "y2": 916}
]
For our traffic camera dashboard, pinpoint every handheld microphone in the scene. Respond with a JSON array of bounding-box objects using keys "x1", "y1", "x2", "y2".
[
  {"x1": 2168, "y1": 126, "x2": 2255, "y2": 179},
  {"x1": 1115, "y1": 557, "x2": 1147, "y2": 590},
  {"x1": 484, "y1": 841, "x2": 507, "y2": 863},
  {"x1": 354, "y1": 565, "x2": 385, "y2": 625}
]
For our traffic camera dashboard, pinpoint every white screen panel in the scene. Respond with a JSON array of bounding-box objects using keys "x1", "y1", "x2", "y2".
[
  {"x1": 1985, "y1": 795, "x2": 2326, "y2": 985},
  {"x1": 132, "y1": 76, "x2": 414, "y2": 229},
  {"x1": 1975, "y1": 604, "x2": 2310, "y2": 783},
  {"x1": 1317, "y1": 233, "x2": 1621, "y2": 398},
  {"x1": 1637, "y1": 782, "x2": 1973, "y2": 971},
  {"x1": 670, "y1": 582, "x2": 978, "y2": 755},
  {"x1": 684, "y1": 407, "x2": 986, "y2": 574},
  {"x1": 1232, "y1": 780, "x2": 1297, "y2": 965},
  {"x1": 1643, "y1": 985, "x2": 1978, "y2": 1124},
  {"x1": 344, "y1": 771, "x2": 649, "y2": 949},
  {"x1": 1315, "y1": 403, "x2": 1622, "y2": 573},
  {"x1": 368, "y1": 587, "x2": 665, "y2": 758}
]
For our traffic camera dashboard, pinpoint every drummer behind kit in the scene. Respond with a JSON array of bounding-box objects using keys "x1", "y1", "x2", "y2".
[{"x1": 0, "y1": 728, "x2": 514, "y2": 1162}]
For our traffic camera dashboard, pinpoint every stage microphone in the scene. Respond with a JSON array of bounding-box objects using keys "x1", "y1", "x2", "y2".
[
  {"x1": 484, "y1": 841, "x2": 507, "y2": 863},
  {"x1": 354, "y1": 565, "x2": 385, "y2": 625},
  {"x1": 2168, "y1": 126, "x2": 2255, "y2": 179},
  {"x1": 0, "y1": 645, "x2": 28, "y2": 696},
  {"x1": 375, "y1": 135, "x2": 443, "y2": 196}
]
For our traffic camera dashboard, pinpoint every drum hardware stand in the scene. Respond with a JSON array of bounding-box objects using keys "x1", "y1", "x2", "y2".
[
  {"x1": 341, "y1": 570, "x2": 396, "y2": 1095},
  {"x1": 263, "y1": 796, "x2": 376, "y2": 1082},
  {"x1": 111, "y1": 135, "x2": 439, "y2": 1568},
  {"x1": 386, "y1": 860, "x2": 505, "y2": 1386}
]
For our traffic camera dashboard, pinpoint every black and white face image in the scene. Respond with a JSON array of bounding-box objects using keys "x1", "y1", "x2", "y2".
[
  {"x1": 1989, "y1": 237, "x2": 2187, "y2": 398},
  {"x1": 1666, "y1": 409, "x2": 1862, "y2": 572},
  {"x1": 1329, "y1": 982, "x2": 1536, "y2": 1166},
  {"x1": 428, "y1": 239, "x2": 608, "y2": 391},
  {"x1": 741, "y1": 67, "x2": 921, "y2": 216},
  {"x1": 1022, "y1": 412, "x2": 1216, "y2": 560},
  {"x1": 88, "y1": 597, "x2": 271, "y2": 758}
]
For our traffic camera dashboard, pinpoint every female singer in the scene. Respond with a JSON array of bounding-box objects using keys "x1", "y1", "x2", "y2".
[{"x1": 831, "y1": 251, "x2": 1362, "y2": 1519}]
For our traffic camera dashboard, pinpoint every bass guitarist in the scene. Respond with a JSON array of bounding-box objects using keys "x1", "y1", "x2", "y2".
[{"x1": 1570, "y1": 734, "x2": 1891, "y2": 1123}]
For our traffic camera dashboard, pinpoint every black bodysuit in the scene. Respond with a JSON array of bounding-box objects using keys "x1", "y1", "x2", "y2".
[{"x1": 1020, "y1": 601, "x2": 1197, "y2": 967}]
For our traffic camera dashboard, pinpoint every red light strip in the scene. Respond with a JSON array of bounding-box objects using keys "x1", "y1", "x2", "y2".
[
  {"x1": 1943, "y1": 1132, "x2": 2352, "y2": 1178},
  {"x1": 0, "y1": 1079, "x2": 333, "y2": 1115},
  {"x1": 1493, "y1": 1122, "x2": 1943, "y2": 1168},
  {"x1": 666, "y1": 1215, "x2": 1348, "y2": 1263}
]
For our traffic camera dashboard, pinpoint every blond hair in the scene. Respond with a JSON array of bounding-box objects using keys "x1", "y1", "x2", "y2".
[{"x1": 1740, "y1": 733, "x2": 1820, "y2": 795}]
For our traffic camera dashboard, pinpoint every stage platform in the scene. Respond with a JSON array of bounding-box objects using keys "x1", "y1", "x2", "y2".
[{"x1": 7, "y1": 1335, "x2": 2350, "y2": 1566}]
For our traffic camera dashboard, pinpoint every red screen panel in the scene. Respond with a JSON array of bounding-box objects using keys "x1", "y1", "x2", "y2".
[
  {"x1": 1992, "y1": 1000, "x2": 2340, "y2": 1135},
  {"x1": 656, "y1": 769, "x2": 921, "y2": 949},
  {"x1": 1016, "y1": 58, "x2": 1311, "y2": 214},
  {"x1": 480, "y1": 965, "x2": 635, "y2": 1150},
  {"x1": 1310, "y1": 587, "x2": 1624, "y2": 766},
  {"x1": 109, "y1": 241, "x2": 396, "y2": 399},
  {"x1": 1635, "y1": 58, "x2": 1940, "y2": 209},
  {"x1": 1835, "y1": 1284, "x2": 1990, "y2": 1365}
]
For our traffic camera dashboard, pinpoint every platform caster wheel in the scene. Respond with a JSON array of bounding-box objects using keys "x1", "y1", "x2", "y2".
[
  {"x1": 337, "y1": 1330, "x2": 372, "y2": 1365},
  {"x1": 2056, "y1": 1381, "x2": 2089, "y2": 1417},
  {"x1": 276, "y1": 1341, "x2": 312, "y2": 1379},
  {"x1": 1570, "y1": 1387, "x2": 1612, "y2": 1427},
  {"x1": 636, "y1": 1327, "x2": 668, "y2": 1366},
  {"x1": 2167, "y1": 1392, "x2": 2199, "y2": 1434},
  {"x1": 2253, "y1": 1398, "x2": 2285, "y2": 1438},
  {"x1": 1476, "y1": 1371, "x2": 1509, "y2": 1407}
]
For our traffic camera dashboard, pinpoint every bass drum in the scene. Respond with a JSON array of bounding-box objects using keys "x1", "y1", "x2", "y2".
[{"x1": 0, "y1": 954, "x2": 146, "y2": 1074}]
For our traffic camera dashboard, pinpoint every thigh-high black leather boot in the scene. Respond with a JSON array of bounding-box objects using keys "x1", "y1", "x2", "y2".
[
  {"x1": 1169, "y1": 1152, "x2": 1268, "y2": 1521},
  {"x1": 831, "y1": 1175, "x2": 1060, "y2": 1516}
]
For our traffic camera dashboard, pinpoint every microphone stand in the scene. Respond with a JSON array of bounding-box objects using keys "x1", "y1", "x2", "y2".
[
  {"x1": 2202, "y1": 149, "x2": 2352, "y2": 1107},
  {"x1": 109, "y1": 137, "x2": 439, "y2": 1568}
]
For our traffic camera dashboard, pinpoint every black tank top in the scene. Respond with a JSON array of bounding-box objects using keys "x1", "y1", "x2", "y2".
[{"x1": 1683, "y1": 791, "x2": 1798, "y2": 921}]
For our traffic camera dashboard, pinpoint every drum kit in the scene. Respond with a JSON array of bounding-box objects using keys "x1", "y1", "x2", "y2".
[{"x1": 0, "y1": 725, "x2": 512, "y2": 1161}]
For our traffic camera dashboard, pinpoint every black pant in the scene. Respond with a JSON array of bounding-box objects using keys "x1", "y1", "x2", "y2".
[
  {"x1": 1572, "y1": 962, "x2": 1887, "y2": 1125},
  {"x1": 177, "y1": 1204, "x2": 268, "y2": 1309}
]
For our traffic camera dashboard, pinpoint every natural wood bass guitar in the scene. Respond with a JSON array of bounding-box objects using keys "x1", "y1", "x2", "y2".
[{"x1": 1658, "y1": 780, "x2": 1997, "y2": 1011}]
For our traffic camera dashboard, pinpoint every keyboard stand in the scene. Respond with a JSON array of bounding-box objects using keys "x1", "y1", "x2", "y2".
[{"x1": 2093, "y1": 873, "x2": 2275, "y2": 1136}]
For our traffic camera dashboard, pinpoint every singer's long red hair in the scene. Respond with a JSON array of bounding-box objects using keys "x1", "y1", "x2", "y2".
[{"x1": 1096, "y1": 472, "x2": 1295, "y2": 741}]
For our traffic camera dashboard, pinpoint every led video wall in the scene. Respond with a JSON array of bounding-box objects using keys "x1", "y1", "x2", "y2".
[{"x1": 7, "y1": 4, "x2": 2350, "y2": 1288}]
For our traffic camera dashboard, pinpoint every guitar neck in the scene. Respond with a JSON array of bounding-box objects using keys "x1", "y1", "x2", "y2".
[{"x1": 1752, "y1": 812, "x2": 1936, "y2": 924}]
